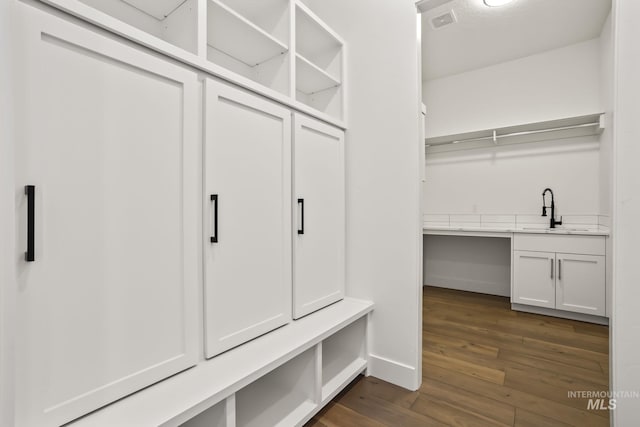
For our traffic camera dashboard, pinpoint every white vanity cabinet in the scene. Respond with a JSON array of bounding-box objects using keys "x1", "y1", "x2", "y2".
[
  {"x1": 293, "y1": 114, "x2": 345, "y2": 319},
  {"x1": 203, "y1": 78, "x2": 292, "y2": 358},
  {"x1": 513, "y1": 234, "x2": 606, "y2": 318},
  {"x1": 13, "y1": 8, "x2": 200, "y2": 427}
]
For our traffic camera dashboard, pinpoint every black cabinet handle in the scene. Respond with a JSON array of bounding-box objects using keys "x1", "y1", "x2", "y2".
[
  {"x1": 558, "y1": 259, "x2": 562, "y2": 280},
  {"x1": 210, "y1": 194, "x2": 218, "y2": 243},
  {"x1": 297, "y1": 198, "x2": 304, "y2": 235},
  {"x1": 25, "y1": 185, "x2": 35, "y2": 262}
]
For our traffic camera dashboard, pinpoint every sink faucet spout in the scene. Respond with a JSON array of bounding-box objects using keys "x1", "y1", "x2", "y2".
[{"x1": 542, "y1": 188, "x2": 563, "y2": 229}]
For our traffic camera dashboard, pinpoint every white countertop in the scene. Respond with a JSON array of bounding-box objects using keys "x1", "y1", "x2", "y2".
[{"x1": 423, "y1": 225, "x2": 609, "y2": 236}]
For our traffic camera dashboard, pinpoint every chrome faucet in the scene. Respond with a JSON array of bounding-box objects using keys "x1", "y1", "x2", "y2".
[{"x1": 542, "y1": 188, "x2": 562, "y2": 228}]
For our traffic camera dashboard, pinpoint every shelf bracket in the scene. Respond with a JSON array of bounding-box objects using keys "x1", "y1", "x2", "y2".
[{"x1": 492, "y1": 130, "x2": 497, "y2": 144}]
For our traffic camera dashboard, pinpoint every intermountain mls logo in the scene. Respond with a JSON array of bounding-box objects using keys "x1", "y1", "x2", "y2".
[{"x1": 568, "y1": 390, "x2": 640, "y2": 410}]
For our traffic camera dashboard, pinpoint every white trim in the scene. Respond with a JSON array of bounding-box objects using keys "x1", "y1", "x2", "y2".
[
  {"x1": 367, "y1": 354, "x2": 420, "y2": 391},
  {"x1": 196, "y1": 0, "x2": 207, "y2": 57},
  {"x1": 0, "y1": 1, "x2": 16, "y2": 424},
  {"x1": 415, "y1": 11, "x2": 424, "y2": 389},
  {"x1": 426, "y1": 278, "x2": 510, "y2": 298},
  {"x1": 511, "y1": 304, "x2": 609, "y2": 325}
]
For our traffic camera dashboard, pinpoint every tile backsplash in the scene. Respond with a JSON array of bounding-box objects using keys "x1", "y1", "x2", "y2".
[{"x1": 424, "y1": 213, "x2": 603, "y2": 230}]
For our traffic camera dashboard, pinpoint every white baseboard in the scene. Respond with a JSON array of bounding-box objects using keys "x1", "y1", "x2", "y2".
[
  {"x1": 425, "y1": 276, "x2": 510, "y2": 297},
  {"x1": 511, "y1": 304, "x2": 609, "y2": 325},
  {"x1": 367, "y1": 354, "x2": 420, "y2": 391}
]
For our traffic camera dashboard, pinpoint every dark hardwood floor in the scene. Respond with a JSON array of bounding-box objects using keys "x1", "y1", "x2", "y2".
[{"x1": 306, "y1": 286, "x2": 610, "y2": 427}]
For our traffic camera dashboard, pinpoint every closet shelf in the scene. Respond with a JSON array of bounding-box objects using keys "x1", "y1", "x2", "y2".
[
  {"x1": 296, "y1": 53, "x2": 340, "y2": 94},
  {"x1": 207, "y1": 0, "x2": 288, "y2": 66},
  {"x1": 425, "y1": 113, "x2": 605, "y2": 154},
  {"x1": 296, "y1": 3, "x2": 343, "y2": 58},
  {"x1": 220, "y1": 0, "x2": 288, "y2": 26},
  {"x1": 321, "y1": 357, "x2": 367, "y2": 403},
  {"x1": 121, "y1": 0, "x2": 186, "y2": 20},
  {"x1": 271, "y1": 400, "x2": 317, "y2": 427}
]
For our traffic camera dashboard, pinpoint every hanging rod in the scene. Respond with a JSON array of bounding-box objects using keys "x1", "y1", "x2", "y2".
[{"x1": 427, "y1": 121, "x2": 601, "y2": 147}]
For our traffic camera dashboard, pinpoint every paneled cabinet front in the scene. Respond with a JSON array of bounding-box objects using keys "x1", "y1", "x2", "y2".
[
  {"x1": 513, "y1": 235, "x2": 606, "y2": 318},
  {"x1": 203, "y1": 78, "x2": 292, "y2": 358},
  {"x1": 556, "y1": 253, "x2": 605, "y2": 316},
  {"x1": 13, "y1": 8, "x2": 200, "y2": 427},
  {"x1": 293, "y1": 114, "x2": 345, "y2": 319},
  {"x1": 513, "y1": 251, "x2": 556, "y2": 309}
]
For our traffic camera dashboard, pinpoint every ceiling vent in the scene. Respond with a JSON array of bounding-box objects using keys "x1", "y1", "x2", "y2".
[
  {"x1": 431, "y1": 10, "x2": 457, "y2": 29},
  {"x1": 416, "y1": 0, "x2": 455, "y2": 14}
]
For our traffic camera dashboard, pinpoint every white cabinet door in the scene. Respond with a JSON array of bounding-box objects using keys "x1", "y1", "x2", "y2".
[
  {"x1": 13, "y1": 8, "x2": 199, "y2": 427},
  {"x1": 556, "y1": 253, "x2": 606, "y2": 316},
  {"x1": 203, "y1": 78, "x2": 292, "y2": 358},
  {"x1": 513, "y1": 251, "x2": 556, "y2": 309},
  {"x1": 293, "y1": 114, "x2": 345, "y2": 319}
]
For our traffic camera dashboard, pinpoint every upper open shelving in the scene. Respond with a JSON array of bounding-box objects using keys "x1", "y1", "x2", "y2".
[
  {"x1": 38, "y1": 0, "x2": 347, "y2": 127},
  {"x1": 75, "y1": 0, "x2": 199, "y2": 53},
  {"x1": 218, "y1": 0, "x2": 290, "y2": 41},
  {"x1": 294, "y1": 2, "x2": 344, "y2": 120},
  {"x1": 296, "y1": 53, "x2": 340, "y2": 94},
  {"x1": 425, "y1": 113, "x2": 605, "y2": 154},
  {"x1": 121, "y1": 0, "x2": 185, "y2": 20},
  {"x1": 207, "y1": 0, "x2": 288, "y2": 66},
  {"x1": 295, "y1": 3, "x2": 343, "y2": 69}
]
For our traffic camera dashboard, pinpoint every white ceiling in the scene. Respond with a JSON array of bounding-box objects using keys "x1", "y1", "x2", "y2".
[{"x1": 421, "y1": 0, "x2": 612, "y2": 81}]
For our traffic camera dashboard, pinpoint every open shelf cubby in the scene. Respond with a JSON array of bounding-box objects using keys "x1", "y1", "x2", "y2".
[
  {"x1": 295, "y1": 2, "x2": 343, "y2": 119},
  {"x1": 235, "y1": 348, "x2": 317, "y2": 427},
  {"x1": 296, "y1": 53, "x2": 340, "y2": 95},
  {"x1": 78, "y1": 0, "x2": 199, "y2": 53},
  {"x1": 180, "y1": 398, "x2": 230, "y2": 427},
  {"x1": 321, "y1": 317, "x2": 367, "y2": 402},
  {"x1": 207, "y1": 0, "x2": 290, "y2": 96}
]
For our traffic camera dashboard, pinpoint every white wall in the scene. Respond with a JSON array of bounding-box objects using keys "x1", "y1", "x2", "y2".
[
  {"x1": 421, "y1": 37, "x2": 606, "y2": 296},
  {"x1": 0, "y1": 0, "x2": 16, "y2": 424},
  {"x1": 424, "y1": 235, "x2": 510, "y2": 296},
  {"x1": 303, "y1": 0, "x2": 423, "y2": 390},
  {"x1": 611, "y1": 0, "x2": 640, "y2": 424},
  {"x1": 423, "y1": 38, "x2": 602, "y2": 138},
  {"x1": 423, "y1": 136, "x2": 601, "y2": 215},
  {"x1": 422, "y1": 38, "x2": 604, "y2": 217}
]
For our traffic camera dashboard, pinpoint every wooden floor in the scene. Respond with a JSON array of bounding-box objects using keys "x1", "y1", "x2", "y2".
[{"x1": 307, "y1": 286, "x2": 610, "y2": 427}]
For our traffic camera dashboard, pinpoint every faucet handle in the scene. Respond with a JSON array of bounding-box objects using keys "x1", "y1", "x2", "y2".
[{"x1": 542, "y1": 206, "x2": 547, "y2": 217}]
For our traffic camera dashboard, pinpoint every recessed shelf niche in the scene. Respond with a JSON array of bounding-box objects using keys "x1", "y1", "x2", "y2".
[
  {"x1": 235, "y1": 348, "x2": 316, "y2": 427},
  {"x1": 295, "y1": 2, "x2": 343, "y2": 119},
  {"x1": 207, "y1": 0, "x2": 291, "y2": 96},
  {"x1": 180, "y1": 399, "x2": 230, "y2": 427},
  {"x1": 321, "y1": 317, "x2": 366, "y2": 402},
  {"x1": 79, "y1": 0, "x2": 199, "y2": 53}
]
